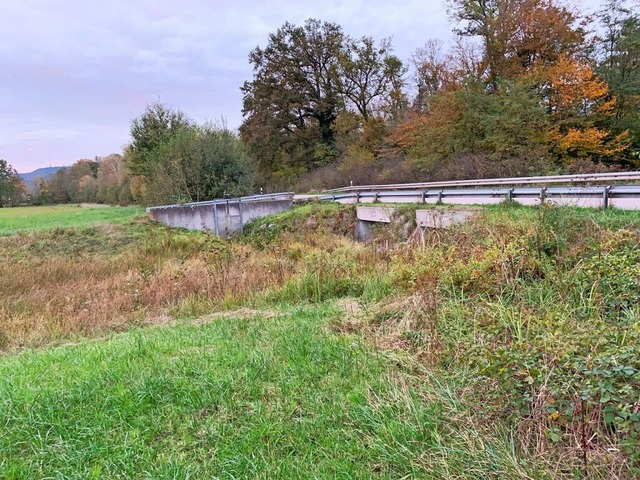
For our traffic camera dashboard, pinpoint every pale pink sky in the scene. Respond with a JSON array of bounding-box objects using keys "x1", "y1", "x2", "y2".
[{"x1": 0, "y1": 0, "x2": 607, "y2": 172}]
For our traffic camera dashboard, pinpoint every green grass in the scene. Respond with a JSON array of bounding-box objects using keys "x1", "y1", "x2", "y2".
[
  {"x1": 0, "y1": 305, "x2": 534, "y2": 479},
  {"x1": 0, "y1": 205, "x2": 144, "y2": 236},
  {"x1": 2, "y1": 201, "x2": 639, "y2": 477}
]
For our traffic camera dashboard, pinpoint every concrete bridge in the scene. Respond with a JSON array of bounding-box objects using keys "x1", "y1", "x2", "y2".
[
  {"x1": 146, "y1": 172, "x2": 640, "y2": 237},
  {"x1": 146, "y1": 193, "x2": 294, "y2": 236}
]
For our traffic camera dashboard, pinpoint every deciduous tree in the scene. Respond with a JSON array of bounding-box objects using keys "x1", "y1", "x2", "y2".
[
  {"x1": 240, "y1": 19, "x2": 346, "y2": 182},
  {"x1": 143, "y1": 124, "x2": 254, "y2": 206},
  {"x1": 447, "y1": 0, "x2": 584, "y2": 82},
  {"x1": 240, "y1": 19, "x2": 406, "y2": 186},
  {"x1": 596, "y1": 0, "x2": 640, "y2": 160},
  {"x1": 541, "y1": 56, "x2": 629, "y2": 163},
  {"x1": 128, "y1": 102, "x2": 193, "y2": 177},
  {"x1": 339, "y1": 37, "x2": 406, "y2": 120},
  {"x1": 0, "y1": 159, "x2": 25, "y2": 207}
]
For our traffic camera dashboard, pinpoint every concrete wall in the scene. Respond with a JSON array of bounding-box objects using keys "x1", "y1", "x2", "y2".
[
  {"x1": 355, "y1": 206, "x2": 476, "y2": 241},
  {"x1": 356, "y1": 206, "x2": 395, "y2": 223},
  {"x1": 147, "y1": 195, "x2": 293, "y2": 236},
  {"x1": 149, "y1": 203, "x2": 217, "y2": 232},
  {"x1": 415, "y1": 209, "x2": 475, "y2": 229},
  {"x1": 355, "y1": 206, "x2": 396, "y2": 241}
]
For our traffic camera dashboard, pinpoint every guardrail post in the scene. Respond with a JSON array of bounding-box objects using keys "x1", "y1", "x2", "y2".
[
  {"x1": 374, "y1": 192, "x2": 379, "y2": 203},
  {"x1": 356, "y1": 191, "x2": 361, "y2": 204},
  {"x1": 421, "y1": 191, "x2": 426, "y2": 203},
  {"x1": 603, "y1": 185, "x2": 611, "y2": 209},
  {"x1": 213, "y1": 204, "x2": 219, "y2": 236},
  {"x1": 507, "y1": 188, "x2": 514, "y2": 202},
  {"x1": 540, "y1": 187, "x2": 547, "y2": 204},
  {"x1": 436, "y1": 190, "x2": 443, "y2": 204}
]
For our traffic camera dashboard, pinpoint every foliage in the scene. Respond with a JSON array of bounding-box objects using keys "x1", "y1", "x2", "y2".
[
  {"x1": 0, "y1": 159, "x2": 26, "y2": 207},
  {"x1": 411, "y1": 38, "x2": 483, "y2": 111},
  {"x1": 393, "y1": 78, "x2": 552, "y2": 175},
  {"x1": 240, "y1": 19, "x2": 406, "y2": 187},
  {"x1": 596, "y1": 0, "x2": 640, "y2": 160},
  {"x1": 95, "y1": 154, "x2": 134, "y2": 205},
  {"x1": 339, "y1": 37, "x2": 407, "y2": 120},
  {"x1": 142, "y1": 123, "x2": 254, "y2": 206},
  {"x1": 240, "y1": 19, "x2": 346, "y2": 183},
  {"x1": 540, "y1": 56, "x2": 630, "y2": 163},
  {"x1": 124, "y1": 104, "x2": 256, "y2": 206},
  {"x1": 28, "y1": 155, "x2": 134, "y2": 206},
  {"x1": 128, "y1": 102, "x2": 193, "y2": 177},
  {"x1": 447, "y1": 0, "x2": 584, "y2": 81}
]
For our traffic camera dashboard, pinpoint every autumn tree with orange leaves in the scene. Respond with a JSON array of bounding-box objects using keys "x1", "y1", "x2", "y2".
[
  {"x1": 447, "y1": 0, "x2": 585, "y2": 82},
  {"x1": 541, "y1": 56, "x2": 629, "y2": 162}
]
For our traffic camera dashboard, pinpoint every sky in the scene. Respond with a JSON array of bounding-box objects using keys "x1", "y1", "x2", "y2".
[{"x1": 1, "y1": 0, "x2": 605, "y2": 173}]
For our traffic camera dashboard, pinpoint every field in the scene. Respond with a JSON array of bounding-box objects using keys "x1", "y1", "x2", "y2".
[
  {"x1": 0, "y1": 306, "x2": 535, "y2": 479},
  {"x1": 0, "y1": 205, "x2": 143, "y2": 235},
  {"x1": 0, "y1": 202, "x2": 639, "y2": 478}
]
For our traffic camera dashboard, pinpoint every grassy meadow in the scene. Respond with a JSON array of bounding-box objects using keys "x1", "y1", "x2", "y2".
[
  {"x1": 0, "y1": 202, "x2": 639, "y2": 478},
  {"x1": 0, "y1": 205, "x2": 143, "y2": 236}
]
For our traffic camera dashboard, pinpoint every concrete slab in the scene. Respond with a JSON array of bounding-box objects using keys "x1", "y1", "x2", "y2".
[
  {"x1": 356, "y1": 206, "x2": 396, "y2": 223},
  {"x1": 416, "y1": 209, "x2": 475, "y2": 229}
]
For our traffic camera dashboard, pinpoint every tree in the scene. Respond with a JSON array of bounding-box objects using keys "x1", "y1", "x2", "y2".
[
  {"x1": 596, "y1": 0, "x2": 640, "y2": 160},
  {"x1": 412, "y1": 38, "x2": 484, "y2": 112},
  {"x1": 240, "y1": 19, "x2": 406, "y2": 186},
  {"x1": 68, "y1": 159, "x2": 98, "y2": 202},
  {"x1": 447, "y1": 0, "x2": 584, "y2": 82},
  {"x1": 0, "y1": 159, "x2": 25, "y2": 207},
  {"x1": 393, "y1": 78, "x2": 552, "y2": 176},
  {"x1": 46, "y1": 168, "x2": 71, "y2": 203},
  {"x1": 95, "y1": 154, "x2": 133, "y2": 205},
  {"x1": 143, "y1": 123, "x2": 254, "y2": 206},
  {"x1": 32, "y1": 176, "x2": 50, "y2": 205},
  {"x1": 339, "y1": 37, "x2": 406, "y2": 120},
  {"x1": 128, "y1": 102, "x2": 193, "y2": 177},
  {"x1": 541, "y1": 56, "x2": 629, "y2": 163},
  {"x1": 240, "y1": 19, "x2": 347, "y2": 182}
]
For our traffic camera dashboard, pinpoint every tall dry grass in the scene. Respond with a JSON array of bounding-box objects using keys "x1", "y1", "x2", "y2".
[{"x1": 0, "y1": 215, "x2": 389, "y2": 351}]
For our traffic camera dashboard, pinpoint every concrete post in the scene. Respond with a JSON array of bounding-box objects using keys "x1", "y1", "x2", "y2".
[{"x1": 213, "y1": 204, "x2": 219, "y2": 235}]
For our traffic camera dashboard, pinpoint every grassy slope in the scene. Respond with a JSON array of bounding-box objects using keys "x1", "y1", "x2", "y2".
[
  {"x1": 1, "y1": 202, "x2": 639, "y2": 478},
  {"x1": 0, "y1": 306, "x2": 531, "y2": 479},
  {"x1": 0, "y1": 205, "x2": 144, "y2": 235}
]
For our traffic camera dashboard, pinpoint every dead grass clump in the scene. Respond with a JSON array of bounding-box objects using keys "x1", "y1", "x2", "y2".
[{"x1": 334, "y1": 294, "x2": 442, "y2": 363}]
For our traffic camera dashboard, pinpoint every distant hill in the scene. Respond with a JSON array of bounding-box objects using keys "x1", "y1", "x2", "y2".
[{"x1": 19, "y1": 166, "x2": 64, "y2": 190}]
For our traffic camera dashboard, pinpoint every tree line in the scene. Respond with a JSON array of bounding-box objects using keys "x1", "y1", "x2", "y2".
[
  {"x1": 241, "y1": 0, "x2": 640, "y2": 190},
  {"x1": 6, "y1": 110, "x2": 253, "y2": 207},
  {"x1": 5, "y1": 0, "x2": 638, "y2": 207}
]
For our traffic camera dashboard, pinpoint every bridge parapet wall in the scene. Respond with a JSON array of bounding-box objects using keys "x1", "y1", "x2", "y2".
[{"x1": 147, "y1": 193, "x2": 294, "y2": 236}]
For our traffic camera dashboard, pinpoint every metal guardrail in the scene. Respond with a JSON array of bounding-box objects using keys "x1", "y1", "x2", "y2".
[
  {"x1": 323, "y1": 171, "x2": 640, "y2": 194},
  {"x1": 321, "y1": 185, "x2": 640, "y2": 209},
  {"x1": 146, "y1": 192, "x2": 295, "y2": 212}
]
